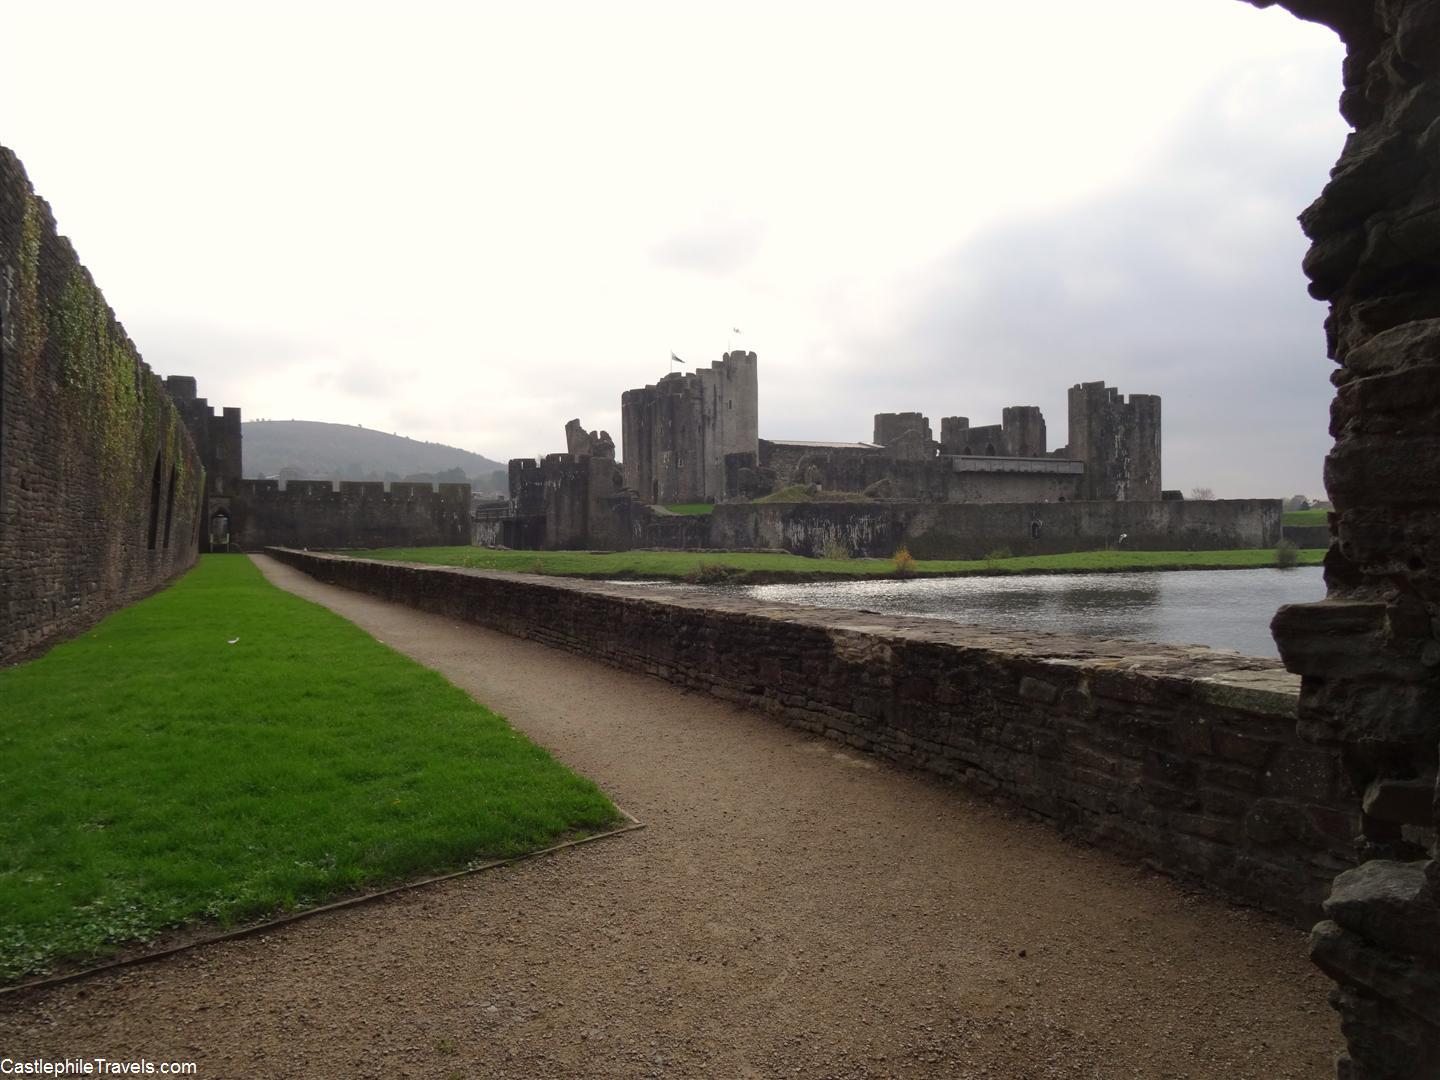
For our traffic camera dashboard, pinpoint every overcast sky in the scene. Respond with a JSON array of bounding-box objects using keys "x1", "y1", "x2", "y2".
[{"x1": 2, "y1": 1, "x2": 1346, "y2": 497}]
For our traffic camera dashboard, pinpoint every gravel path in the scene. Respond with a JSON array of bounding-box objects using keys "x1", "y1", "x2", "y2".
[{"x1": 0, "y1": 554, "x2": 1341, "y2": 1078}]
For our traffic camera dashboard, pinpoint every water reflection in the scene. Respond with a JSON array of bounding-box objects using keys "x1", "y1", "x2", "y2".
[{"x1": 744, "y1": 567, "x2": 1325, "y2": 658}]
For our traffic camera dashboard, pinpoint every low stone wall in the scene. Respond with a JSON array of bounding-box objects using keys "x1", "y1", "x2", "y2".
[
  {"x1": 269, "y1": 547, "x2": 1355, "y2": 926},
  {"x1": 708, "y1": 498, "x2": 1283, "y2": 559}
]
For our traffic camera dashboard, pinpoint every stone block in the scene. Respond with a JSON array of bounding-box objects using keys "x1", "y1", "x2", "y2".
[
  {"x1": 1324, "y1": 859, "x2": 1440, "y2": 962},
  {"x1": 1363, "y1": 776, "x2": 1437, "y2": 825},
  {"x1": 1267, "y1": 746, "x2": 1343, "y2": 801},
  {"x1": 1245, "y1": 799, "x2": 1308, "y2": 847},
  {"x1": 1213, "y1": 728, "x2": 1278, "y2": 769},
  {"x1": 1017, "y1": 675, "x2": 1060, "y2": 704},
  {"x1": 1312, "y1": 919, "x2": 1440, "y2": 1028}
]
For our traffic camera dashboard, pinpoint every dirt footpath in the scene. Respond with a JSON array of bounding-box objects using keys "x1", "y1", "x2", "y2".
[{"x1": 0, "y1": 554, "x2": 1342, "y2": 1078}]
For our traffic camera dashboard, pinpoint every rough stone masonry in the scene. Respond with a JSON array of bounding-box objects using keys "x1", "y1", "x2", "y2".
[
  {"x1": 0, "y1": 147, "x2": 205, "y2": 664},
  {"x1": 1251, "y1": 0, "x2": 1440, "y2": 1076}
]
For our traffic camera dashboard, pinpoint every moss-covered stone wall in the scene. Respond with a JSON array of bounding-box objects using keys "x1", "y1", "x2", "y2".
[{"x1": 0, "y1": 145, "x2": 204, "y2": 664}]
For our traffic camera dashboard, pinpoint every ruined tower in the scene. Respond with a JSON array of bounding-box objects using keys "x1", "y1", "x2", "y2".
[
  {"x1": 164, "y1": 375, "x2": 242, "y2": 549},
  {"x1": 999, "y1": 406, "x2": 1047, "y2": 457},
  {"x1": 621, "y1": 350, "x2": 758, "y2": 504},
  {"x1": 872, "y1": 412, "x2": 933, "y2": 460},
  {"x1": 938, "y1": 407, "x2": 1047, "y2": 457},
  {"x1": 1064, "y1": 381, "x2": 1160, "y2": 501}
]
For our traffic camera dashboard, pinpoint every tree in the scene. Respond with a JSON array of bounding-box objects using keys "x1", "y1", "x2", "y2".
[
  {"x1": 1190, "y1": 486, "x2": 1215, "y2": 501},
  {"x1": 1285, "y1": 494, "x2": 1311, "y2": 511}
]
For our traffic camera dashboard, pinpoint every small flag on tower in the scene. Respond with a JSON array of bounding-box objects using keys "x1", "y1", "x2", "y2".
[{"x1": 670, "y1": 351, "x2": 686, "y2": 366}]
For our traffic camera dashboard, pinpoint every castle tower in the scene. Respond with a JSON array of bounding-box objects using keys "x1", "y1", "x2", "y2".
[
  {"x1": 938, "y1": 407, "x2": 1046, "y2": 458},
  {"x1": 873, "y1": 412, "x2": 932, "y2": 455},
  {"x1": 1000, "y1": 406, "x2": 1047, "y2": 457},
  {"x1": 621, "y1": 350, "x2": 759, "y2": 504},
  {"x1": 164, "y1": 375, "x2": 243, "y2": 548},
  {"x1": 1066, "y1": 381, "x2": 1161, "y2": 500}
]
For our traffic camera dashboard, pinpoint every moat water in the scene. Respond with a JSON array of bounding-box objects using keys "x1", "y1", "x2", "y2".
[{"x1": 738, "y1": 567, "x2": 1325, "y2": 658}]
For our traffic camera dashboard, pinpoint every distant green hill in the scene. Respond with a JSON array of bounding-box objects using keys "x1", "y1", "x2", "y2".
[{"x1": 242, "y1": 420, "x2": 507, "y2": 491}]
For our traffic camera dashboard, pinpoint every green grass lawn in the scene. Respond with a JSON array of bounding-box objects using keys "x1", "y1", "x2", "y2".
[
  {"x1": 754, "y1": 484, "x2": 873, "y2": 503},
  {"x1": 0, "y1": 556, "x2": 619, "y2": 983},
  {"x1": 661, "y1": 503, "x2": 715, "y2": 515},
  {"x1": 1283, "y1": 508, "x2": 1329, "y2": 526},
  {"x1": 356, "y1": 545, "x2": 1326, "y2": 581}
]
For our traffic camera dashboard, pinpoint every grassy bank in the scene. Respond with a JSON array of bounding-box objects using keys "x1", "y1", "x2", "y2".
[
  {"x1": 754, "y1": 484, "x2": 872, "y2": 503},
  {"x1": 355, "y1": 545, "x2": 1326, "y2": 582},
  {"x1": 1283, "y1": 508, "x2": 1329, "y2": 526},
  {"x1": 0, "y1": 556, "x2": 619, "y2": 983}
]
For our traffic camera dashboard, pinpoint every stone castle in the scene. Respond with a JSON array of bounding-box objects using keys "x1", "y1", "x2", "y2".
[
  {"x1": 159, "y1": 346, "x2": 1166, "y2": 561},
  {"x1": 734, "y1": 376, "x2": 1162, "y2": 505},
  {"x1": 492, "y1": 352, "x2": 1276, "y2": 559},
  {"x1": 534, "y1": 349, "x2": 1163, "y2": 510}
]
